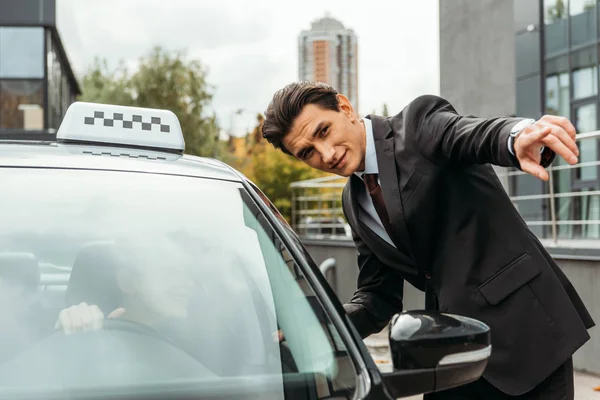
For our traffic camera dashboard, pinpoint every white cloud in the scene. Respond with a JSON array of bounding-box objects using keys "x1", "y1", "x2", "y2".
[{"x1": 57, "y1": 0, "x2": 440, "y2": 137}]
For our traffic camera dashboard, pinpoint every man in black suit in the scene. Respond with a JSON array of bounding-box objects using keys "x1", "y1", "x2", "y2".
[{"x1": 261, "y1": 81, "x2": 595, "y2": 399}]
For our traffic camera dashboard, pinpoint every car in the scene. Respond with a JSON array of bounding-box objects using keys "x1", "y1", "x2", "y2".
[{"x1": 0, "y1": 102, "x2": 491, "y2": 400}]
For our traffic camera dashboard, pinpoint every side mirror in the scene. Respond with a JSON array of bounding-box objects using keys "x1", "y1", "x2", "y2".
[{"x1": 381, "y1": 311, "x2": 490, "y2": 398}]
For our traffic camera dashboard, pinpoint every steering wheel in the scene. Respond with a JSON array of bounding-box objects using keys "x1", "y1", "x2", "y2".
[
  {"x1": 98, "y1": 318, "x2": 170, "y2": 339},
  {"x1": 0, "y1": 317, "x2": 215, "y2": 389},
  {"x1": 50, "y1": 318, "x2": 196, "y2": 359}
]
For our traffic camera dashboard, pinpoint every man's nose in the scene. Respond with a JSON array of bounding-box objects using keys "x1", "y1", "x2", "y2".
[{"x1": 319, "y1": 144, "x2": 335, "y2": 165}]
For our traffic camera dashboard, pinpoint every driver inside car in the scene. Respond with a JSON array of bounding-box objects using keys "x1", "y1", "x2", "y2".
[
  {"x1": 54, "y1": 236, "x2": 290, "y2": 377},
  {"x1": 56, "y1": 237, "x2": 198, "y2": 335}
]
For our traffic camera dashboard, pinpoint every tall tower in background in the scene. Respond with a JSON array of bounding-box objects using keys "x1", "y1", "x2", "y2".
[{"x1": 298, "y1": 15, "x2": 358, "y2": 111}]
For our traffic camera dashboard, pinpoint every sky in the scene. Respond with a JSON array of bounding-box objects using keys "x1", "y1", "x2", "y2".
[{"x1": 56, "y1": 0, "x2": 440, "y2": 137}]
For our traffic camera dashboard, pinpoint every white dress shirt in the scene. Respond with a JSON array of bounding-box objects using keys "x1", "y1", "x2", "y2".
[{"x1": 354, "y1": 118, "x2": 396, "y2": 247}]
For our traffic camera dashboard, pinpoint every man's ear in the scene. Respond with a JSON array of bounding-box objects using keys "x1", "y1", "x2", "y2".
[{"x1": 336, "y1": 94, "x2": 357, "y2": 121}]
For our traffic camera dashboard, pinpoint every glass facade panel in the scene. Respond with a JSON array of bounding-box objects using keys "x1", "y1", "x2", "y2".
[
  {"x1": 553, "y1": 158, "x2": 573, "y2": 238},
  {"x1": 572, "y1": 47, "x2": 598, "y2": 99},
  {"x1": 579, "y1": 191, "x2": 600, "y2": 238},
  {"x1": 0, "y1": 80, "x2": 44, "y2": 130},
  {"x1": 516, "y1": 74, "x2": 542, "y2": 117},
  {"x1": 574, "y1": 103, "x2": 598, "y2": 183},
  {"x1": 548, "y1": 101, "x2": 600, "y2": 240},
  {"x1": 555, "y1": 192, "x2": 600, "y2": 238},
  {"x1": 514, "y1": 1, "x2": 600, "y2": 242},
  {"x1": 516, "y1": 31, "x2": 541, "y2": 78},
  {"x1": 544, "y1": 0, "x2": 569, "y2": 54},
  {"x1": 47, "y1": 32, "x2": 61, "y2": 130},
  {"x1": 0, "y1": 26, "x2": 78, "y2": 132},
  {"x1": 47, "y1": 31, "x2": 75, "y2": 131},
  {"x1": 0, "y1": 27, "x2": 44, "y2": 79},
  {"x1": 570, "y1": 0, "x2": 597, "y2": 46},
  {"x1": 545, "y1": 56, "x2": 570, "y2": 116}
]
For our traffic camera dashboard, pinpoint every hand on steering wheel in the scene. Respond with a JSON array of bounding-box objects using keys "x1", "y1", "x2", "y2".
[{"x1": 54, "y1": 302, "x2": 125, "y2": 334}]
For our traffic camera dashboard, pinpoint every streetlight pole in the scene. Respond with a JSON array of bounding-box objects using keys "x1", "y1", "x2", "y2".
[
  {"x1": 230, "y1": 108, "x2": 245, "y2": 137},
  {"x1": 213, "y1": 108, "x2": 244, "y2": 159}
]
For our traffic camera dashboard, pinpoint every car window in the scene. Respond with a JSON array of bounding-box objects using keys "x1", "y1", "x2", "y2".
[{"x1": 0, "y1": 167, "x2": 358, "y2": 399}]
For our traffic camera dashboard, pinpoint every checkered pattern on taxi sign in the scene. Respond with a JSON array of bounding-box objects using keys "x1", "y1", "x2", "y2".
[{"x1": 84, "y1": 111, "x2": 170, "y2": 133}]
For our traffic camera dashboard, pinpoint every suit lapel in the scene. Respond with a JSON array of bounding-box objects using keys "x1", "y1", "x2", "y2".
[
  {"x1": 343, "y1": 175, "x2": 362, "y2": 228},
  {"x1": 369, "y1": 115, "x2": 415, "y2": 260},
  {"x1": 345, "y1": 167, "x2": 416, "y2": 272}
]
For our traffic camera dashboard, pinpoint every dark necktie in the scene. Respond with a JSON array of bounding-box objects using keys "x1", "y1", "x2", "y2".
[{"x1": 363, "y1": 173, "x2": 394, "y2": 240}]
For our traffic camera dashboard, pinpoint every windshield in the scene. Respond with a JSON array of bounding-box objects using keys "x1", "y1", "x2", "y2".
[{"x1": 0, "y1": 167, "x2": 357, "y2": 399}]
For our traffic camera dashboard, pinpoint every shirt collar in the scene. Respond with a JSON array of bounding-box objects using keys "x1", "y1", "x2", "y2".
[{"x1": 355, "y1": 117, "x2": 379, "y2": 179}]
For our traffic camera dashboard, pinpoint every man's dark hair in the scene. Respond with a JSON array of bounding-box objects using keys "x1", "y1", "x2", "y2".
[{"x1": 262, "y1": 81, "x2": 340, "y2": 155}]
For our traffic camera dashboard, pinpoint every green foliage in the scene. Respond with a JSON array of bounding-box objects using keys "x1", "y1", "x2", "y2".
[
  {"x1": 225, "y1": 114, "x2": 327, "y2": 222},
  {"x1": 546, "y1": 0, "x2": 565, "y2": 22},
  {"x1": 79, "y1": 59, "x2": 134, "y2": 106},
  {"x1": 79, "y1": 47, "x2": 218, "y2": 157}
]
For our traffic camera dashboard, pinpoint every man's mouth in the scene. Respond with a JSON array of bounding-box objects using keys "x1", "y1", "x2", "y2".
[{"x1": 332, "y1": 151, "x2": 347, "y2": 170}]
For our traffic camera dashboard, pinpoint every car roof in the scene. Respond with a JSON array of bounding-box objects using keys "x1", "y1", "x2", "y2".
[{"x1": 0, "y1": 140, "x2": 243, "y2": 182}]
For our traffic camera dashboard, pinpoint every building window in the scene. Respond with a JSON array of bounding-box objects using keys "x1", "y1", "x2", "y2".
[
  {"x1": 553, "y1": 156, "x2": 573, "y2": 238},
  {"x1": 570, "y1": 0, "x2": 597, "y2": 46},
  {"x1": 574, "y1": 103, "x2": 597, "y2": 181},
  {"x1": 571, "y1": 46, "x2": 598, "y2": 99},
  {"x1": 544, "y1": 0, "x2": 568, "y2": 55},
  {"x1": 553, "y1": 101, "x2": 599, "y2": 239},
  {"x1": 545, "y1": 56, "x2": 570, "y2": 116},
  {"x1": 0, "y1": 80, "x2": 44, "y2": 130},
  {"x1": 47, "y1": 32, "x2": 64, "y2": 130},
  {"x1": 0, "y1": 27, "x2": 44, "y2": 79}
]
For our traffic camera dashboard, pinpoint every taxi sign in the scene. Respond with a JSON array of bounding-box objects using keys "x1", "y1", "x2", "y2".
[{"x1": 57, "y1": 102, "x2": 185, "y2": 153}]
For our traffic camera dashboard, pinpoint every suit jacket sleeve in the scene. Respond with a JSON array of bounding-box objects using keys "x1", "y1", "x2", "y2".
[
  {"x1": 408, "y1": 95, "x2": 555, "y2": 168},
  {"x1": 343, "y1": 231, "x2": 405, "y2": 339}
]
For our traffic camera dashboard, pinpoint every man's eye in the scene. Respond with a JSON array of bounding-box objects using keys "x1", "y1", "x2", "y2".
[
  {"x1": 320, "y1": 126, "x2": 329, "y2": 137},
  {"x1": 304, "y1": 149, "x2": 313, "y2": 158}
]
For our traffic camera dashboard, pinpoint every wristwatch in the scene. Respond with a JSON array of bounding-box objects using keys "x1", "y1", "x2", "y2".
[
  {"x1": 508, "y1": 118, "x2": 536, "y2": 156},
  {"x1": 508, "y1": 118, "x2": 555, "y2": 168}
]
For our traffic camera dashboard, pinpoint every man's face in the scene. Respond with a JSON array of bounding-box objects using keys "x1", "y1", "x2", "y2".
[{"x1": 282, "y1": 95, "x2": 366, "y2": 177}]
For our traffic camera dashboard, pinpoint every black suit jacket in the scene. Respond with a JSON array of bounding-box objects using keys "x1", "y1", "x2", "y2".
[{"x1": 341, "y1": 95, "x2": 595, "y2": 396}]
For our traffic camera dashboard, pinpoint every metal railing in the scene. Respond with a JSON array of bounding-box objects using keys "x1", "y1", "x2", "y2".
[
  {"x1": 290, "y1": 130, "x2": 600, "y2": 245},
  {"x1": 496, "y1": 130, "x2": 600, "y2": 244},
  {"x1": 290, "y1": 175, "x2": 350, "y2": 240}
]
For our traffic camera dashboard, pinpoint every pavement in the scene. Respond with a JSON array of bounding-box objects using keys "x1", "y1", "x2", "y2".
[{"x1": 363, "y1": 327, "x2": 600, "y2": 400}]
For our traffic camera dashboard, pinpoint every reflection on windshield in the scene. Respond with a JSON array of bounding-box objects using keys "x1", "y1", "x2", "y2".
[{"x1": 0, "y1": 168, "x2": 356, "y2": 399}]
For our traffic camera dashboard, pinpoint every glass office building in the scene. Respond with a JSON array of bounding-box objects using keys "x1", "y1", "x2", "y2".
[
  {"x1": 0, "y1": 0, "x2": 80, "y2": 135},
  {"x1": 513, "y1": 0, "x2": 600, "y2": 241}
]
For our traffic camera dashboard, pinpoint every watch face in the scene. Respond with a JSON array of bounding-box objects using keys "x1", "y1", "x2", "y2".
[{"x1": 511, "y1": 119, "x2": 535, "y2": 136}]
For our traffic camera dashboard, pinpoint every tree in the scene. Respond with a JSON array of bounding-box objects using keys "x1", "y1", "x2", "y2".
[
  {"x1": 382, "y1": 103, "x2": 389, "y2": 117},
  {"x1": 225, "y1": 114, "x2": 328, "y2": 222},
  {"x1": 546, "y1": 0, "x2": 565, "y2": 22},
  {"x1": 79, "y1": 59, "x2": 134, "y2": 106},
  {"x1": 79, "y1": 47, "x2": 219, "y2": 157}
]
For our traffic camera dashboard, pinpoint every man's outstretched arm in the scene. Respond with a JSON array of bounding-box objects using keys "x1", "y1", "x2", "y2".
[{"x1": 407, "y1": 95, "x2": 578, "y2": 180}]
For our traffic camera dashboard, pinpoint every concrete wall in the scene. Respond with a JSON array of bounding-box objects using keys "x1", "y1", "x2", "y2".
[
  {"x1": 304, "y1": 240, "x2": 426, "y2": 311},
  {"x1": 439, "y1": 0, "x2": 517, "y2": 117},
  {"x1": 304, "y1": 241, "x2": 600, "y2": 374},
  {"x1": 556, "y1": 257, "x2": 600, "y2": 375}
]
